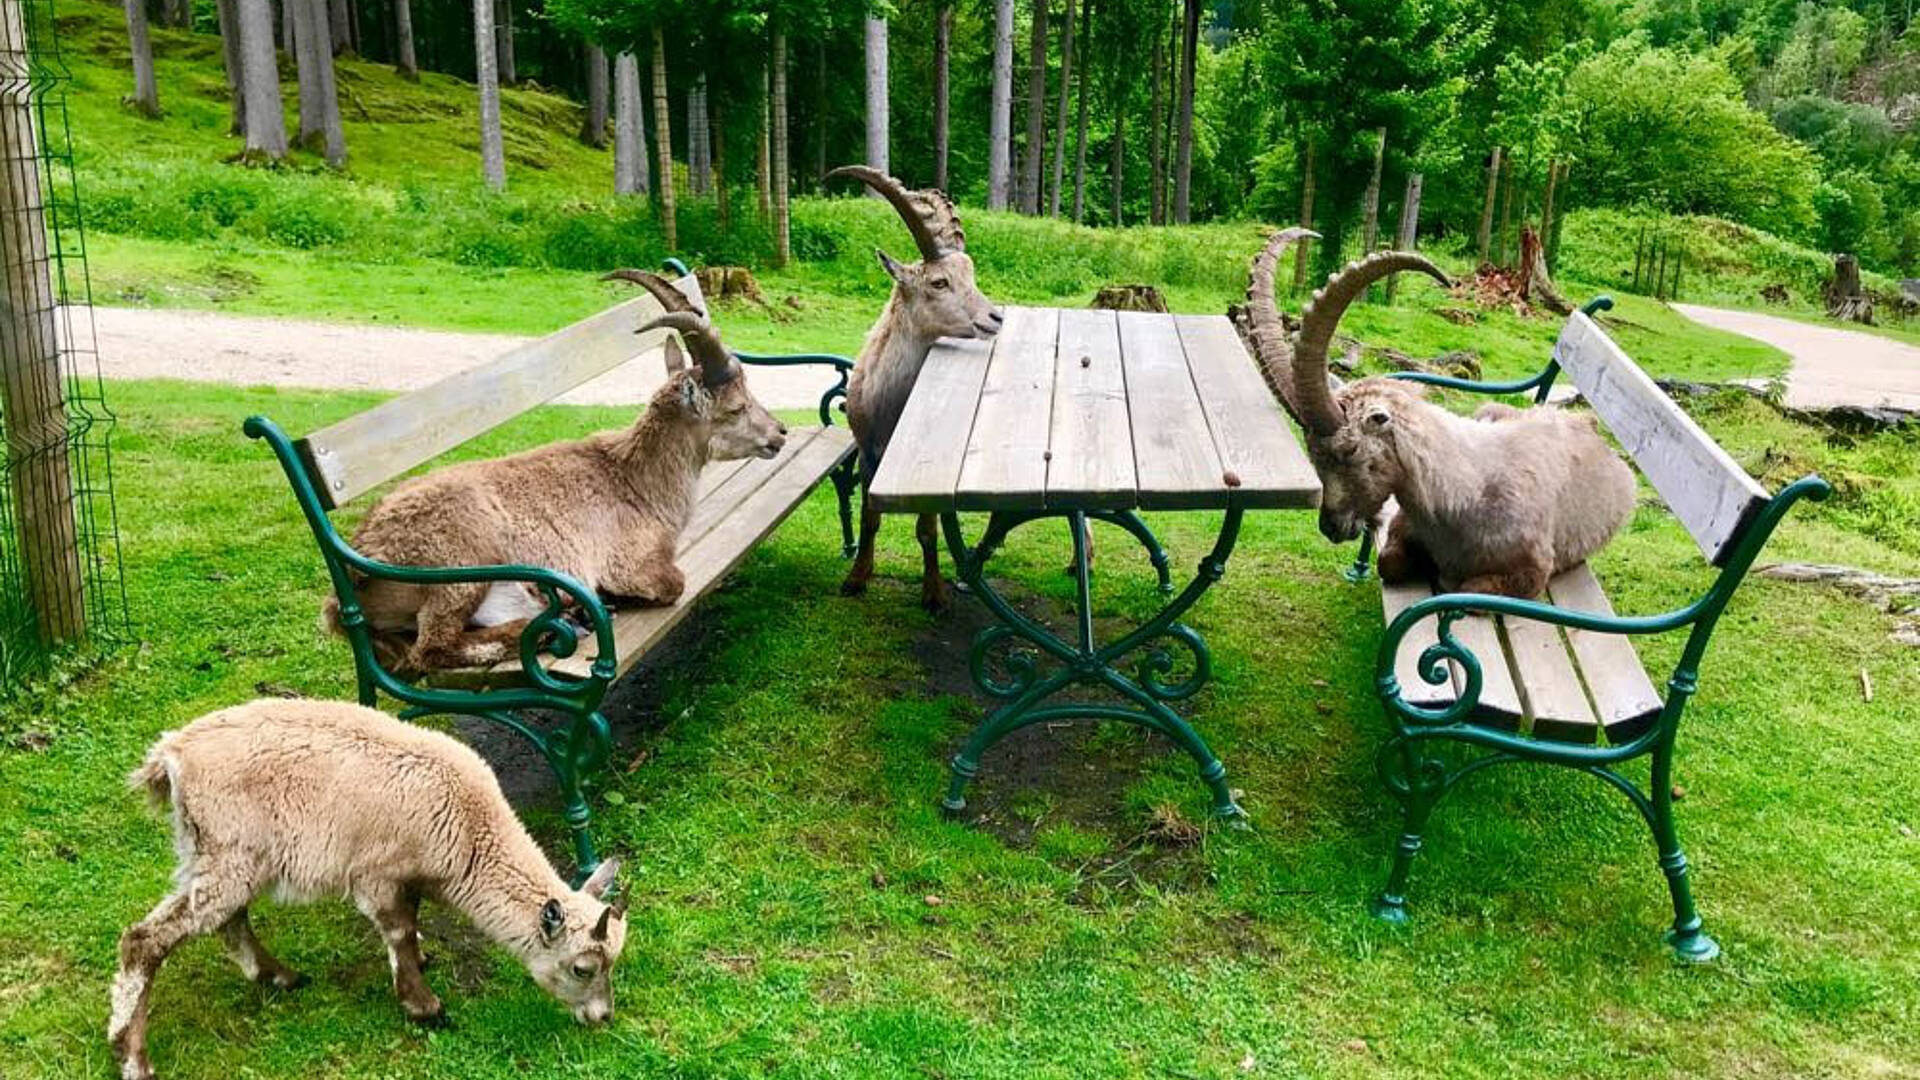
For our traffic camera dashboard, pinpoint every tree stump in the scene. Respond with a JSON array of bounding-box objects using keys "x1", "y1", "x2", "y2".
[
  {"x1": 694, "y1": 266, "x2": 771, "y2": 310},
  {"x1": 1825, "y1": 254, "x2": 1874, "y2": 324},
  {"x1": 1091, "y1": 284, "x2": 1168, "y2": 312},
  {"x1": 1759, "y1": 283, "x2": 1790, "y2": 305}
]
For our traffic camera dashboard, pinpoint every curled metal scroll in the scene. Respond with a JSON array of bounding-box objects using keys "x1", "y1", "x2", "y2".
[
  {"x1": 1135, "y1": 622, "x2": 1210, "y2": 701},
  {"x1": 969, "y1": 623, "x2": 1040, "y2": 699}
]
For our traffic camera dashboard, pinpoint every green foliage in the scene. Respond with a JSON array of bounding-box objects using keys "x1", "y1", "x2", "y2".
[{"x1": 1563, "y1": 37, "x2": 1822, "y2": 240}]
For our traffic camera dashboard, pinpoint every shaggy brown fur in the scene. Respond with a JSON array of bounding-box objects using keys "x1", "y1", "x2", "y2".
[
  {"x1": 826, "y1": 166, "x2": 1004, "y2": 612},
  {"x1": 110, "y1": 700, "x2": 627, "y2": 1080},
  {"x1": 1246, "y1": 238, "x2": 1637, "y2": 599},
  {"x1": 328, "y1": 299, "x2": 786, "y2": 674}
]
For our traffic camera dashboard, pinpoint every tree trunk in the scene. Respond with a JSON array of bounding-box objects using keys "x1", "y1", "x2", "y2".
[
  {"x1": 988, "y1": 0, "x2": 1013, "y2": 209},
  {"x1": 1173, "y1": 0, "x2": 1197, "y2": 224},
  {"x1": 1476, "y1": 146, "x2": 1501, "y2": 264},
  {"x1": 281, "y1": 0, "x2": 294, "y2": 56},
  {"x1": 292, "y1": 0, "x2": 344, "y2": 165},
  {"x1": 1109, "y1": 101, "x2": 1123, "y2": 226},
  {"x1": 864, "y1": 15, "x2": 888, "y2": 176},
  {"x1": 327, "y1": 0, "x2": 349, "y2": 55},
  {"x1": 810, "y1": 37, "x2": 825, "y2": 193},
  {"x1": 215, "y1": 0, "x2": 246, "y2": 134},
  {"x1": 1497, "y1": 151, "x2": 1514, "y2": 265},
  {"x1": 1149, "y1": 10, "x2": 1164, "y2": 224},
  {"x1": 651, "y1": 27, "x2": 675, "y2": 247},
  {"x1": 392, "y1": 0, "x2": 417, "y2": 78},
  {"x1": 1385, "y1": 171, "x2": 1423, "y2": 302},
  {"x1": 772, "y1": 28, "x2": 790, "y2": 267},
  {"x1": 1071, "y1": 0, "x2": 1090, "y2": 222},
  {"x1": 1047, "y1": 0, "x2": 1074, "y2": 216},
  {"x1": 580, "y1": 43, "x2": 608, "y2": 147},
  {"x1": 162, "y1": 0, "x2": 188, "y2": 27},
  {"x1": 473, "y1": 0, "x2": 504, "y2": 189},
  {"x1": 1, "y1": 0, "x2": 85, "y2": 644},
  {"x1": 757, "y1": 60, "x2": 771, "y2": 218},
  {"x1": 1360, "y1": 127, "x2": 1386, "y2": 253},
  {"x1": 687, "y1": 73, "x2": 709, "y2": 194},
  {"x1": 122, "y1": 0, "x2": 161, "y2": 118},
  {"x1": 711, "y1": 89, "x2": 728, "y2": 230},
  {"x1": 934, "y1": 3, "x2": 951, "y2": 191},
  {"x1": 1827, "y1": 254, "x2": 1873, "y2": 322},
  {"x1": 236, "y1": 0, "x2": 287, "y2": 159},
  {"x1": 613, "y1": 50, "x2": 644, "y2": 194},
  {"x1": 495, "y1": 0, "x2": 515, "y2": 84},
  {"x1": 1293, "y1": 138, "x2": 1315, "y2": 290},
  {"x1": 1539, "y1": 157, "x2": 1559, "y2": 260},
  {"x1": 1020, "y1": 0, "x2": 1046, "y2": 214}
]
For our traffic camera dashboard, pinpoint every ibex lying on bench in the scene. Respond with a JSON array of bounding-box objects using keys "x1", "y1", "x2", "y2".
[
  {"x1": 330, "y1": 276, "x2": 787, "y2": 672},
  {"x1": 1245, "y1": 235, "x2": 1636, "y2": 599},
  {"x1": 826, "y1": 165, "x2": 1005, "y2": 611}
]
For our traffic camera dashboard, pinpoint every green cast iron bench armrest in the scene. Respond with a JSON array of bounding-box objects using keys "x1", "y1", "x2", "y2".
[{"x1": 1389, "y1": 297, "x2": 1615, "y2": 404}]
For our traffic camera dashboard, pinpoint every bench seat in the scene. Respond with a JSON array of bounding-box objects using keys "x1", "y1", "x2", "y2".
[
  {"x1": 1380, "y1": 557, "x2": 1664, "y2": 745},
  {"x1": 429, "y1": 425, "x2": 855, "y2": 690}
]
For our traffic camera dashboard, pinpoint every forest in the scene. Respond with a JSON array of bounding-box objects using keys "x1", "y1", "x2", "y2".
[{"x1": 114, "y1": 0, "x2": 1920, "y2": 278}]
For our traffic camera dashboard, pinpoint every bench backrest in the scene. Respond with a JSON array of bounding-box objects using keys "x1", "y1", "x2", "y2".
[
  {"x1": 1552, "y1": 311, "x2": 1769, "y2": 566},
  {"x1": 295, "y1": 272, "x2": 707, "y2": 510}
]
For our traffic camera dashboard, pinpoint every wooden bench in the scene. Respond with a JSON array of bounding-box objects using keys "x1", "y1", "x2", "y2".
[
  {"x1": 1358, "y1": 298, "x2": 1830, "y2": 961},
  {"x1": 246, "y1": 266, "x2": 857, "y2": 872}
]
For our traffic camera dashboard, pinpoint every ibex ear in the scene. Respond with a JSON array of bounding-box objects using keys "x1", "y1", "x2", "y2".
[
  {"x1": 540, "y1": 898, "x2": 566, "y2": 943},
  {"x1": 875, "y1": 248, "x2": 907, "y2": 282},
  {"x1": 679, "y1": 378, "x2": 709, "y2": 414},
  {"x1": 661, "y1": 334, "x2": 688, "y2": 375},
  {"x1": 581, "y1": 857, "x2": 621, "y2": 900}
]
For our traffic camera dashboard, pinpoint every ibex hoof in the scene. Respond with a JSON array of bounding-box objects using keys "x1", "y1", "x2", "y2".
[{"x1": 839, "y1": 577, "x2": 869, "y2": 598}]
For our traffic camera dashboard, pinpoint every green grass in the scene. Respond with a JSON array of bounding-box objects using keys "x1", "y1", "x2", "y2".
[{"x1": 0, "y1": 377, "x2": 1914, "y2": 1078}]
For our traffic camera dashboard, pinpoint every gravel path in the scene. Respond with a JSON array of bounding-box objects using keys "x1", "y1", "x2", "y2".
[
  {"x1": 86, "y1": 305, "x2": 845, "y2": 411},
  {"x1": 1672, "y1": 303, "x2": 1920, "y2": 412}
]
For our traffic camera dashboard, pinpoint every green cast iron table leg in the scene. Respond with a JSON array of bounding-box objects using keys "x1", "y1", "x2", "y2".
[{"x1": 938, "y1": 506, "x2": 1247, "y2": 820}]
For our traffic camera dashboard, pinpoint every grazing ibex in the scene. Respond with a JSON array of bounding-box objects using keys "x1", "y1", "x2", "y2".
[
  {"x1": 330, "y1": 274, "x2": 787, "y2": 672},
  {"x1": 1245, "y1": 235, "x2": 1636, "y2": 599},
  {"x1": 826, "y1": 165, "x2": 1005, "y2": 611},
  {"x1": 112, "y1": 700, "x2": 628, "y2": 1080}
]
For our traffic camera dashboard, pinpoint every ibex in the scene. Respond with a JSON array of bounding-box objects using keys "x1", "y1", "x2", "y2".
[
  {"x1": 112, "y1": 699, "x2": 628, "y2": 1080},
  {"x1": 330, "y1": 273, "x2": 787, "y2": 672},
  {"x1": 1245, "y1": 234, "x2": 1636, "y2": 599},
  {"x1": 826, "y1": 165, "x2": 1005, "y2": 611}
]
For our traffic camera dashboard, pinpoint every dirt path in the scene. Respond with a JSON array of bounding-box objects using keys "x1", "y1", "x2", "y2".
[
  {"x1": 1672, "y1": 303, "x2": 1920, "y2": 413},
  {"x1": 85, "y1": 305, "x2": 844, "y2": 411}
]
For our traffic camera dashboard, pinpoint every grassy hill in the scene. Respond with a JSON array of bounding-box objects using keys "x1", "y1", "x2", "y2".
[{"x1": 50, "y1": 0, "x2": 1799, "y2": 384}]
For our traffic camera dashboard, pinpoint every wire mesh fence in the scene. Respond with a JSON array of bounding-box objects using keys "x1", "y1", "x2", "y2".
[{"x1": 0, "y1": 0, "x2": 126, "y2": 688}]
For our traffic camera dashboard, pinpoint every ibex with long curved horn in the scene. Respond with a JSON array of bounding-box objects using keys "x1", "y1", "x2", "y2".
[
  {"x1": 328, "y1": 273, "x2": 788, "y2": 672},
  {"x1": 827, "y1": 165, "x2": 1005, "y2": 610},
  {"x1": 1246, "y1": 237, "x2": 1635, "y2": 599}
]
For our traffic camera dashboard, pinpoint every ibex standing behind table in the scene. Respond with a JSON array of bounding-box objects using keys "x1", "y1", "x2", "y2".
[
  {"x1": 1244, "y1": 234, "x2": 1636, "y2": 599},
  {"x1": 328, "y1": 275, "x2": 788, "y2": 673},
  {"x1": 826, "y1": 166, "x2": 1005, "y2": 611}
]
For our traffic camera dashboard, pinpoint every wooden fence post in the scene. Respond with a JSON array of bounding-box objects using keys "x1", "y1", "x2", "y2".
[
  {"x1": 1292, "y1": 138, "x2": 1316, "y2": 292},
  {"x1": 1360, "y1": 127, "x2": 1386, "y2": 253},
  {"x1": 1385, "y1": 171, "x2": 1423, "y2": 304},
  {"x1": 0, "y1": 0, "x2": 85, "y2": 644}
]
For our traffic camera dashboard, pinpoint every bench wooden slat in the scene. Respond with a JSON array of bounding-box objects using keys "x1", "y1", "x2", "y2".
[
  {"x1": 694, "y1": 455, "x2": 753, "y2": 502},
  {"x1": 1381, "y1": 577, "x2": 1457, "y2": 712},
  {"x1": 1173, "y1": 315, "x2": 1321, "y2": 510},
  {"x1": 1046, "y1": 309, "x2": 1135, "y2": 510},
  {"x1": 1118, "y1": 311, "x2": 1224, "y2": 510},
  {"x1": 866, "y1": 329, "x2": 997, "y2": 513},
  {"x1": 299, "y1": 274, "x2": 705, "y2": 509},
  {"x1": 1500, "y1": 616, "x2": 1599, "y2": 743},
  {"x1": 679, "y1": 434, "x2": 818, "y2": 553},
  {"x1": 1453, "y1": 613, "x2": 1523, "y2": 727},
  {"x1": 1547, "y1": 565, "x2": 1664, "y2": 742},
  {"x1": 1554, "y1": 313, "x2": 1769, "y2": 564},
  {"x1": 957, "y1": 308, "x2": 1060, "y2": 510},
  {"x1": 437, "y1": 426, "x2": 855, "y2": 689}
]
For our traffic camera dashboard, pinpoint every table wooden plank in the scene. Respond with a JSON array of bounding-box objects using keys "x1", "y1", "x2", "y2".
[
  {"x1": 1174, "y1": 314, "x2": 1320, "y2": 510},
  {"x1": 957, "y1": 308, "x2": 1060, "y2": 510},
  {"x1": 1118, "y1": 311, "x2": 1224, "y2": 510},
  {"x1": 866, "y1": 331, "x2": 996, "y2": 513},
  {"x1": 1045, "y1": 309, "x2": 1136, "y2": 510}
]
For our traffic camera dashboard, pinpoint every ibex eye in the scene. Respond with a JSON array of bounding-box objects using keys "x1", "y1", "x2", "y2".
[
  {"x1": 931, "y1": 279, "x2": 950, "y2": 290},
  {"x1": 571, "y1": 962, "x2": 595, "y2": 981}
]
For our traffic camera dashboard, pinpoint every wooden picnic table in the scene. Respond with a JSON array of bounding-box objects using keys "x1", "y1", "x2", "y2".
[{"x1": 870, "y1": 305, "x2": 1320, "y2": 818}]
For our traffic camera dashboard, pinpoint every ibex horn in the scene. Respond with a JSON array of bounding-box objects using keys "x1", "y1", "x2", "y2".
[
  {"x1": 602, "y1": 268, "x2": 707, "y2": 318},
  {"x1": 1243, "y1": 227, "x2": 1319, "y2": 424},
  {"x1": 639, "y1": 312, "x2": 739, "y2": 388},
  {"x1": 591, "y1": 905, "x2": 613, "y2": 942},
  {"x1": 1292, "y1": 251, "x2": 1452, "y2": 438},
  {"x1": 824, "y1": 164, "x2": 953, "y2": 262}
]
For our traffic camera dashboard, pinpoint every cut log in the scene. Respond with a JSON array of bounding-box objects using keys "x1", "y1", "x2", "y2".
[
  {"x1": 1825, "y1": 254, "x2": 1874, "y2": 324},
  {"x1": 1759, "y1": 563, "x2": 1919, "y2": 648},
  {"x1": 694, "y1": 266, "x2": 772, "y2": 310},
  {"x1": 1092, "y1": 284, "x2": 1168, "y2": 313}
]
